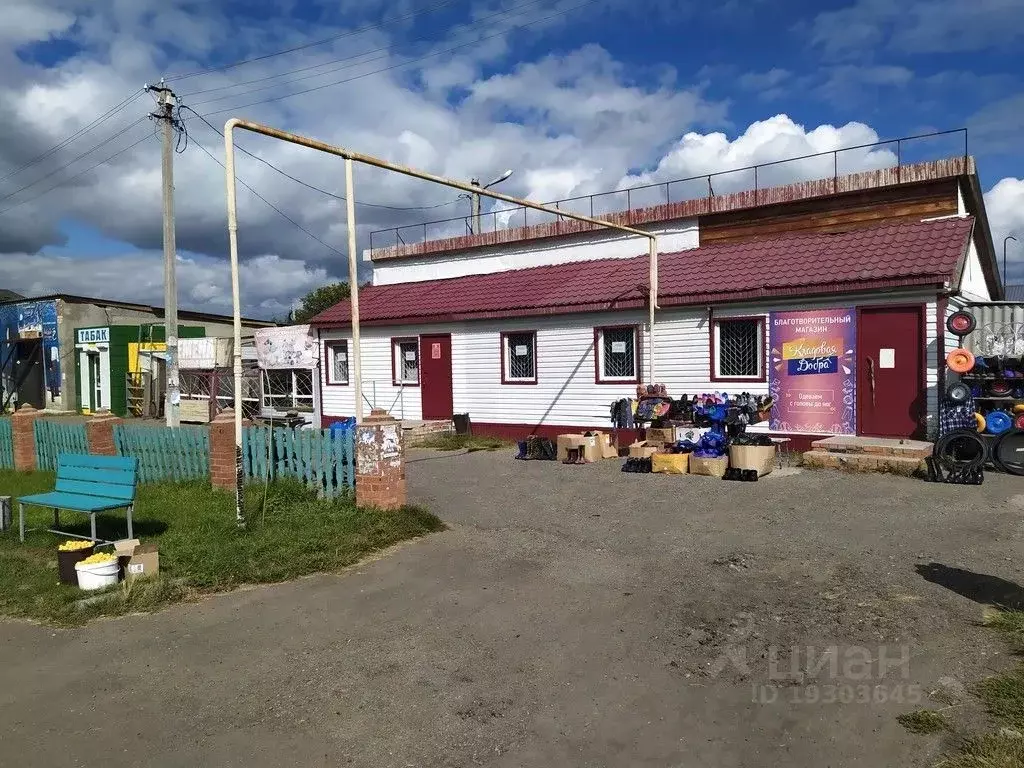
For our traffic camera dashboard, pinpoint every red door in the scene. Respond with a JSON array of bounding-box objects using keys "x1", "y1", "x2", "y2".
[
  {"x1": 420, "y1": 334, "x2": 453, "y2": 420},
  {"x1": 857, "y1": 306, "x2": 924, "y2": 438}
]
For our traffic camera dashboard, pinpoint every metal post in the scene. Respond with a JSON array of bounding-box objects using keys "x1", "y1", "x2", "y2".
[
  {"x1": 345, "y1": 158, "x2": 364, "y2": 423},
  {"x1": 220, "y1": 119, "x2": 661, "y2": 399},
  {"x1": 648, "y1": 237, "x2": 658, "y2": 384},
  {"x1": 155, "y1": 86, "x2": 180, "y2": 427},
  {"x1": 223, "y1": 120, "x2": 245, "y2": 528}
]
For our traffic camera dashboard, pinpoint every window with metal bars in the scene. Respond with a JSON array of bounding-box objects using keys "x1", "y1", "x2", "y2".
[
  {"x1": 503, "y1": 331, "x2": 536, "y2": 383},
  {"x1": 261, "y1": 369, "x2": 314, "y2": 410},
  {"x1": 596, "y1": 326, "x2": 638, "y2": 382},
  {"x1": 393, "y1": 339, "x2": 419, "y2": 384},
  {"x1": 326, "y1": 341, "x2": 349, "y2": 384},
  {"x1": 713, "y1": 318, "x2": 764, "y2": 380}
]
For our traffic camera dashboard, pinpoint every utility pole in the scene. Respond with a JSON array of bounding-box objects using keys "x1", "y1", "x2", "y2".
[
  {"x1": 467, "y1": 170, "x2": 512, "y2": 234},
  {"x1": 470, "y1": 178, "x2": 481, "y2": 235},
  {"x1": 147, "y1": 81, "x2": 180, "y2": 427}
]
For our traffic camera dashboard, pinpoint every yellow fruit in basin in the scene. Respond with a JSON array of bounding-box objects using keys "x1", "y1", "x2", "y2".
[
  {"x1": 58, "y1": 540, "x2": 94, "y2": 552},
  {"x1": 78, "y1": 553, "x2": 116, "y2": 566}
]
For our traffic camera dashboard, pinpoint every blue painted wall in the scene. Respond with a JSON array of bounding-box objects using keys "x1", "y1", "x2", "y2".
[{"x1": 0, "y1": 299, "x2": 61, "y2": 403}]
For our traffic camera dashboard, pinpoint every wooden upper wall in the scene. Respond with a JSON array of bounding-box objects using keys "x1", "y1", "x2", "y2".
[{"x1": 698, "y1": 179, "x2": 959, "y2": 245}]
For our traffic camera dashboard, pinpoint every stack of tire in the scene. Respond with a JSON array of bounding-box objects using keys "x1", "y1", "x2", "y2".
[{"x1": 942, "y1": 310, "x2": 1024, "y2": 477}]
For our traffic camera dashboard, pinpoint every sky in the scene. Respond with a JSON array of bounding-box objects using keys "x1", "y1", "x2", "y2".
[{"x1": 0, "y1": 0, "x2": 1022, "y2": 318}]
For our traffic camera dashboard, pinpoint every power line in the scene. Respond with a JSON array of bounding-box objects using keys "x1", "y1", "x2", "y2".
[
  {"x1": 0, "y1": 130, "x2": 154, "y2": 217},
  {"x1": 0, "y1": 89, "x2": 144, "y2": 184},
  {"x1": 188, "y1": 133, "x2": 349, "y2": 259},
  {"x1": 164, "y1": 0, "x2": 466, "y2": 83},
  {"x1": 195, "y1": 0, "x2": 595, "y2": 118},
  {"x1": 0, "y1": 116, "x2": 147, "y2": 204},
  {"x1": 183, "y1": 0, "x2": 548, "y2": 105},
  {"x1": 182, "y1": 106, "x2": 460, "y2": 212}
]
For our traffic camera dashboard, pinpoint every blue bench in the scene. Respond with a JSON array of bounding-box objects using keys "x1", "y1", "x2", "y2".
[{"x1": 18, "y1": 453, "x2": 139, "y2": 544}]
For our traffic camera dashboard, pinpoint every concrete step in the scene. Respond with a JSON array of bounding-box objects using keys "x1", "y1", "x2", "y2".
[
  {"x1": 810, "y1": 435, "x2": 932, "y2": 459},
  {"x1": 802, "y1": 450, "x2": 925, "y2": 477}
]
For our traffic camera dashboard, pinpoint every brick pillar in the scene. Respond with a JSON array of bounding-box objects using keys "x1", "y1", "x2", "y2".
[
  {"x1": 355, "y1": 408, "x2": 406, "y2": 510},
  {"x1": 11, "y1": 404, "x2": 40, "y2": 471},
  {"x1": 86, "y1": 411, "x2": 122, "y2": 456},
  {"x1": 209, "y1": 409, "x2": 240, "y2": 491}
]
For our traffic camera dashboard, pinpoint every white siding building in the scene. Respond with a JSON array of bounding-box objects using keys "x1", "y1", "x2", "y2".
[{"x1": 313, "y1": 156, "x2": 1002, "y2": 449}]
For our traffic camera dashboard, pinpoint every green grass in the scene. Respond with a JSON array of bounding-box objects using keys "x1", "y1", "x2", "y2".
[
  {"x1": 929, "y1": 611, "x2": 1024, "y2": 768},
  {"x1": 986, "y1": 610, "x2": 1024, "y2": 655},
  {"x1": 414, "y1": 433, "x2": 511, "y2": 452},
  {"x1": 897, "y1": 709, "x2": 951, "y2": 734},
  {"x1": 936, "y1": 734, "x2": 1024, "y2": 768},
  {"x1": 0, "y1": 469, "x2": 445, "y2": 626},
  {"x1": 897, "y1": 712, "x2": 950, "y2": 737},
  {"x1": 974, "y1": 612, "x2": 1024, "y2": 733}
]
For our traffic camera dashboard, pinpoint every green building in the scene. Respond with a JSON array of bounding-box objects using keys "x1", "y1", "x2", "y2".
[{"x1": 74, "y1": 324, "x2": 207, "y2": 416}]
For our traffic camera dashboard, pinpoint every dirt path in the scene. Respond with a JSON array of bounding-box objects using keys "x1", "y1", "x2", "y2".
[{"x1": 1, "y1": 452, "x2": 1021, "y2": 767}]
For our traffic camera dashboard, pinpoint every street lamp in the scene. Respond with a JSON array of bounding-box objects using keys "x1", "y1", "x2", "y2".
[
  {"x1": 464, "y1": 169, "x2": 513, "y2": 234},
  {"x1": 1005, "y1": 235, "x2": 1018, "y2": 295}
]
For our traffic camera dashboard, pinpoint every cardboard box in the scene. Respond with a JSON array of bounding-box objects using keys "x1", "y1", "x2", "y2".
[
  {"x1": 628, "y1": 441, "x2": 661, "y2": 459},
  {"x1": 690, "y1": 455, "x2": 729, "y2": 478},
  {"x1": 557, "y1": 433, "x2": 600, "y2": 462},
  {"x1": 652, "y1": 452, "x2": 689, "y2": 474},
  {"x1": 646, "y1": 427, "x2": 675, "y2": 446},
  {"x1": 729, "y1": 444, "x2": 776, "y2": 476},
  {"x1": 113, "y1": 538, "x2": 160, "y2": 579},
  {"x1": 587, "y1": 431, "x2": 619, "y2": 460}
]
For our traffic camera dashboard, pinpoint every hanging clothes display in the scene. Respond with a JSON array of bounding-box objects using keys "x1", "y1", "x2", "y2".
[{"x1": 610, "y1": 398, "x2": 635, "y2": 428}]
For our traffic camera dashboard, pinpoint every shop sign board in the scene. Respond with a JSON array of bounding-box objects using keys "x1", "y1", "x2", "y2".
[
  {"x1": 76, "y1": 327, "x2": 109, "y2": 345},
  {"x1": 768, "y1": 308, "x2": 856, "y2": 434}
]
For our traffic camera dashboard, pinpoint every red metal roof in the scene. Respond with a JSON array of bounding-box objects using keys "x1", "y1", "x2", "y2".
[{"x1": 312, "y1": 217, "x2": 974, "y2": 327}]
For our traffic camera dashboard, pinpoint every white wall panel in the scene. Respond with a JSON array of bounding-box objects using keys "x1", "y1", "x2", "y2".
[
  {"x1": 370, "y1": 219, "x2": 698, "y2": 286},
  {"x1": 320, "y1": 290, "x2": 944, "y2": 436}
]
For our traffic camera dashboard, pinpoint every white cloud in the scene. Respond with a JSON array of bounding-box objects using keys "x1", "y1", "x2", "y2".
[
  {"x1": 0, "y1": 250, "x2": 327, "y2": 318},
  {"x1": 808, "y1": 0, "x2": 1024, "y2": 57},
  {"x1": 617, "y1": 115, "x2": 896, "y2": 195},
  {"x1": 985, "y1": 178, "x2": 1024, "y2": 283},
  {"x1": 737, "y1": 68, "x2": 791, "y2": 92},
  {"x1": 968, "y1": 94, "x2": 1024, "y2": 154},
  {"x1": 0, "y1": 1, "x2": 75, "y2": 44},
  {"x1": 0, "y1": 0, "x2": 1021, "y2": 317}
]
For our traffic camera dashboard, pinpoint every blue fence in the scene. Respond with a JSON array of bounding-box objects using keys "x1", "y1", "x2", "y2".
[
  {"x1": 34, "y1": 419, "x2": 89, "y2": 471},
  {"x1": 0, "y1": 419, "x2": 12, "y2": 469},
  {"x1": 243, "y1": 426, "x2": 355, "y2": 498},
  {"x1": 114, "y1": 424, "x2": 210, "y2": 483}
]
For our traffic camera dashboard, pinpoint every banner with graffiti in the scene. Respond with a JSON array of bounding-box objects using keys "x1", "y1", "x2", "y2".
[{"x1": 768, "y1": 308, "x2": 856, "y2": 434}]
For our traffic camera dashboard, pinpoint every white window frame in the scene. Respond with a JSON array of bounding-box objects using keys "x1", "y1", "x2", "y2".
[
  {"x1": 393, "y1": 338, "x2": 420, "y2": 386},
  {"x1": 712, "y1": 317, "x2": 765, "y2": 381},
  {"x1": 262, "y1": 369, "x2": 315, "y2": 411},
  {"x1": 595, "y1": 325, "x2": 639, "y2": 383},
  {"x1": 502, "y1": 331, "x2": 537, "y2": 384},
  {"x1": 325, "y1": 340, "x2": 349, "y2": 385}
]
